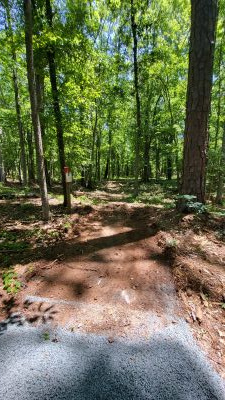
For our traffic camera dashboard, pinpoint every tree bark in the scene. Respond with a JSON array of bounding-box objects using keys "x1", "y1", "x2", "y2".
[
  {"x1": 4, "y1": 0, "x2": 27, "y2": 186},
  {"x1": 95, "y1": 128, "x2": 101, "y2": 181},
  {"x1": 143, "y1": 137, "x2": 151, "y2": 182},
  {"x1": 26, "y1": 129, "x2": 35, "y2": 184},
  {"x1": 35, "y1": 73, "x2": 51, "y2": 187},
  {"x1": 24, "y1": 0, "x2": 49, "y2": 220},
  {"x1": 88, "y1": 106, "x2": 98, "y2": 186},
  {"x1": 155, "y1": 141, "x2": 160, "y2": 181},
  {"x1": 104, "y1": 129, "x2": 112, "y2": 180},
  {"x1": 216, "y1": 122, "x2": 225, "y2": 205},
  {"x1": 45, "y1": 0, "x2": 67, "y2": 206},
  {"x1": 214, "y1": 32, "x2": 224, "y2": 150},
  {"x1": 181, "y1": 0, "x2": 218, "y2": 203},
  {"x1": 0, "y1": 129, "x2": 5, "y2": 182},
  {"x1": 130, "y1": 0, "x2": 141, "y2": 195}
]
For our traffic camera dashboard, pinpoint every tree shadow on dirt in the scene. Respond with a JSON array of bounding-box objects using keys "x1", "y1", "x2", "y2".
[
  {"x1": 0, "y1": 220, "x2": 159, "y2": 269},
  {"x1": 0, "y1": 297, "x2": 58, "y2": 336},
  {"x1": 0, "y1": 200, "x2": 94, "y2": 224}
]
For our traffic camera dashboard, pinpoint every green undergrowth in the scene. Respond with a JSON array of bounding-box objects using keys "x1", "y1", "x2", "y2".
[
  {"x1": 0, "y1": 183, "x2": 38, "y2": 199},
  {"x1": 0, "y1": 230, "x2": 31, "y2": 252},
  {"x1": 2, "y1": 269, "x2": 21, "y2": 294}
]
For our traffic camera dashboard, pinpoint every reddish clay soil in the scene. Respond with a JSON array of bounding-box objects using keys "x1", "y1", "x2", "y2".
[
  {"x1": 0, "y1": 185, "x2": 224, "y2": 377},
  {"x1": 0, "y1": 202, "x2": 181, "y2": 340}
]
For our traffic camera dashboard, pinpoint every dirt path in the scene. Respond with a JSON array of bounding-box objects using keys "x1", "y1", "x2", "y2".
[
  {"x1": 0, "y1": 185, "x2": 224, "y2": 380},
  {"x1": 6, "y1": 202, "x2": 181, "y2": 339}
]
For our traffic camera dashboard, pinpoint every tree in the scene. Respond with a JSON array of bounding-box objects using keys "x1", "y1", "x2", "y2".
[
  {"x1": 130, "y1": 0, "x2": 142, "y2": 195},
  {"x1": 24, "y1": 0, "x2": 49, "y2": 220},
  {"x1": 4, "y1": 0, "x2": 27, "y2": 185},
  {"x1": 45, "y1": 0, "x2": 67, "y2": 206},
  {"x1": 181, "y1": 0, "x2": 218, "y2": 203},
  {"x1": 216, "y1": 122, "x2": 225, "y2": 204}
]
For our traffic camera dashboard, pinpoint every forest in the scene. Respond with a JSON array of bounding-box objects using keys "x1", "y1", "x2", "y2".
[
  {"x1": 0, "y1": 0, "x2": 225, "y2": 397},
  {"x1": 0, "y1": 0, "x2": 224, "y2": 215}
]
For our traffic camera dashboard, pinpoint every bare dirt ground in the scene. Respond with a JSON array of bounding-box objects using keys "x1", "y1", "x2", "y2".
[{"x1": 0, "y1": 181, "x2": 224, "y2": 378}]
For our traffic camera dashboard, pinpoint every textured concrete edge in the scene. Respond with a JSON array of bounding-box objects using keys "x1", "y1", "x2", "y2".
[{"x1": 0, "y1": 318, "x2": 224, "y2": 398}]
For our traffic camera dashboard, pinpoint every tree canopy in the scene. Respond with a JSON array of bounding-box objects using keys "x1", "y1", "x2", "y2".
[{"x1": 0, "y1": 0, "x2": 224, "y2": 215}]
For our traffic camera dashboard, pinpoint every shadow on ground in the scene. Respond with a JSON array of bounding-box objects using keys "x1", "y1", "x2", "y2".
[
  {"x1": 0, "y1": 297, "x2": 58, "y2": 335},
  {"x1": 0, "y1": 325, "x2": 224, "y2": 400}
]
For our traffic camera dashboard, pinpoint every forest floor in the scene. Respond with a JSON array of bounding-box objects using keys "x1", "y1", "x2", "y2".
[{"x1": 0, "y1": 180, "x2": 225, "y2": 379}]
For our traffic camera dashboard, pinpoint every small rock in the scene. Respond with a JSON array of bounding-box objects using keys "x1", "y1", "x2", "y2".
[{"x1": 108, "y1": 337, "x2": 114, "y2": 344}]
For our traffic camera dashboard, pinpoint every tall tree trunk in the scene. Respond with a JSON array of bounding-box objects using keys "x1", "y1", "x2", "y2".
[
  {"x1": 214, "y1": 32, "x2": 224, "y2": 150},
  {"x1": 26, "y1": 129, "x2": 35, "y2": 184},
  {"x1": 166, "y1": 156, "x2": 173, "y2": 181},
  {"x1": 155, "y1": 141, "x2": 160, "y2": 181},
  {"x1": 45, "y1": 0, "x2": 67, "y2": 206},
  {"x1": 216, "y1": 122, "x2": 225, "y2": 205},
  {"x1": 104, "y1": 130, "x2": 112, "y2": 180},
  {"x1": 104, "y1": 158, "x2": 109, "y2": 180},
  {"x1": 24, "y1": 0, "x2": 49, "y2": 220},
  {"x1": 181, "y1": 0, "x2": 218, "y2": 203},
  {"x1": 130, "y1": 0, "x2": 141, "y2": 195},
  {"x1": 142, "y1": 83, "x2": 151, "y2": 183},
  {"x1": 35, "y1": 73, "x2": 51, "y2": 187},
  {"x1": 0, "y1": 129, "x2": 5, "y2": 182},
  {"x1": 89, "y1": 106, "x2": 98, "y2": 186},
  {"x1": 96, "y1": 128, "x2": 101, "y2": 181},
  {"x1": 4, "y1": 0, "x2": 27, "y2": 186},
  {"x1": 143, "y1": 137, "x2": 150, "y2": 182}
]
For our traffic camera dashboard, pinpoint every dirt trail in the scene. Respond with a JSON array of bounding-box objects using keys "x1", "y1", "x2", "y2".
[
  {"x1": 17, "y1": 202, "x2": 181, "y2": 339},
  {"x1": 0, "y1": 182, "x2": 225, "y2": 379}
]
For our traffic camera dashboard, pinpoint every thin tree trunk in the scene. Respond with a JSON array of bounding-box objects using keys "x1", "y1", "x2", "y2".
[
  {"x1": 104, "y1": 129, "x2": 112, "y2": 180},
  {"x1": 5, "y1": 1, "x2": 27, "y2": 186},
  {"x1": 166, "y1": 156, "x2": 173, "y2": 180},
  {"x1": 130, "y1": 0, "x2": 141, "y2": 195},
  {"x1": 143, "y1": 137, "x2": 150, "y2": 182},
  {"x1": 45, "y1": 0, "x2": 67, "y2": 206},
  {"x1": 142, "y1": 83, "x2": 151, "y2": 183},
  {"x1": 155, "y1": 141, "x2": 160, "y2": 182},
  {"x1": 26, "y1": 129, "x2": 35, "y2": 183},
  {"x1": 96, "y1": 128, "x2": 101, "y2": 181},
  {"x1": 181, "y1": 0, "x2": 218, "y2": 203},
  {"x1": 104, "y1": 158, "x2": 109, "y2": 180},
  {"x1": 89, "y1": 106, "x2": 98, "y2": 186},
  {"x1": 35, "y1": 73, "x2": 51, "y2": 187},
  {"x1": 214, "y1": 33, "x2": 224, "y2": 150},
  {"x1": 0, "y1": 130, "x2": 5, "y2": 182},
  {"x1": 216, "y1": 122, "x2": 225, "y2": 204},
  {"x1": 24, "y1": 0, "x2": 49, "y2": 220}
]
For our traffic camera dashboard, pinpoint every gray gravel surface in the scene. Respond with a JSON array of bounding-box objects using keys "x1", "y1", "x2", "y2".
[{"x1": 0, "y1": 321, "x2": 224, "y2": 400}]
